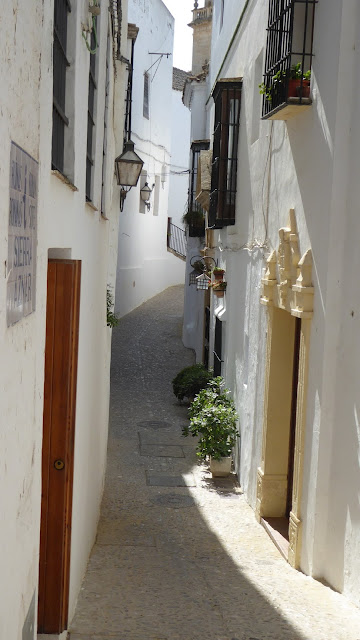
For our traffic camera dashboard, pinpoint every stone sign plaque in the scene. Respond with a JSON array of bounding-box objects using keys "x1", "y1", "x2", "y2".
[{"x1": 7, "y1": 142, "x2": 38, "y2": 326}]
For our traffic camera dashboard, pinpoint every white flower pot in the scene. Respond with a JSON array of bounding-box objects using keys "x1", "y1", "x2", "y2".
[{"x1": 210, "y1": 456, "x2": 232, "y2": 477}]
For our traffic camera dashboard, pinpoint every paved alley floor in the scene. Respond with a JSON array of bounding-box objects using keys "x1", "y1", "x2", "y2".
[{"x1": 69, "y1": 286, "x2": 360, "y2": 640}]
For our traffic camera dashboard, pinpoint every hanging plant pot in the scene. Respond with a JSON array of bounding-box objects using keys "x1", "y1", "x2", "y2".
[
  {"x1": 213, "y1": 268, "x2": 225, "y2": 281},
  {"x1": 212, "y1": 281, "x2": 227, "y2": 298}
]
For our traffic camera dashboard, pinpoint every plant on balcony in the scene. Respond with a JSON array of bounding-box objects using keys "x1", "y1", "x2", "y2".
[
  {"x1": 182, "y1": 209, "x2": 205, "y2": 237},
  {"x1": 259, "y1": 65, "x2": 311, "y2": 103},
  {"x1": 172, "y1": 363, "x2": 213, "y2": 402},
  {"x1": 182, "y1": 377, "x2": 239, "y2": 476}
]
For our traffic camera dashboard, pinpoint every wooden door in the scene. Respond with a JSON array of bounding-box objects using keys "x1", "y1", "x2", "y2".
[{"x1": 38, "y1": 260, "x2": 81, "y2": 633}]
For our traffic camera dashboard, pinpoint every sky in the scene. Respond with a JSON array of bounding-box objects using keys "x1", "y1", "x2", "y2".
[{"x1": 162, "y1": 0, "x2": 194, "y2": 71}]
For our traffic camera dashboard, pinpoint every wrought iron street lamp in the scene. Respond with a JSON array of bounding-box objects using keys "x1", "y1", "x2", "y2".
[
  {"x1": 140, "y1": 182, "x2": 154, "y2": 211},
  {"x1": 115, "y1": 140, "x2": 144, "y2": 211}
]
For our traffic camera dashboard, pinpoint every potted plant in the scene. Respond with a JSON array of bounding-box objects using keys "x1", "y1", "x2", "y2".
[
  {"x1": 289, "y1": 64, "x2": 311, "y2": 98},
  {"x1": 172, "y1": 363, "x2": 213, "y2": 403},
  {"x1": 212, "y1": 266, "x2": 225, "y2": 281},
  {"x1": 211, "y1": 280, "x2": 227, "y2": 298},
  {"x1": 182, "y1": 377, "x2": 239, "y2": 477},
  {"x1": 288, "y1": 62, "x2": 302, "y2": 97},
  {"x1": 259, "y1": 65, "x2": 311, "y2": 103},
  {"x1": 192, "y1": 259, "x2": 207, "y2": 274},
  {"x1": 182, "y1": 209, "x2": 205, "y2": 237},
  {"x1": 300, "y1": 69, "x2": 311, "y2": 98}
]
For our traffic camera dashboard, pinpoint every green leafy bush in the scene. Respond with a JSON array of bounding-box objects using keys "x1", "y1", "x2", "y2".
[
  {"x1": 106, "y1": 287, "x2": 119, "y2": 328},
  {"x1": 172, "y1": 363, "x2": 212, "y2": 402},
  {"x1": 182, "y1": 377, "x2": 239, "y2": 460}
]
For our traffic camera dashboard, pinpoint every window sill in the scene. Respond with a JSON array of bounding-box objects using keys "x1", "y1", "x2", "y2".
[
  {"x1": 262, "y1": 97, "x2": 312, "y2": 121},
  {"x1": 51, "y1": 169, "x2": 78, "y2": 191},
  {"x1": 85, "y1": 199, "x2": 98, "y2": 212}
]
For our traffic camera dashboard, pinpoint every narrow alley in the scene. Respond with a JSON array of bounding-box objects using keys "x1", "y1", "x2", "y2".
[{"x1": 69, "y1": 286, "x2": 360, "y2": 640}]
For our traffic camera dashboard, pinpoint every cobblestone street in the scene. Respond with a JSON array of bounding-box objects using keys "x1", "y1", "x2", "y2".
[{"x1": 69, "y1": 286, "x2": 360, "y2": 640}]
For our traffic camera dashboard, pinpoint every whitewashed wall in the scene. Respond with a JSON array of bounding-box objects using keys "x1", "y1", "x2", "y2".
[
  {"x1": 114, "y1": 0, "x2": 185, "y2": 318},
  {"x1": 0, "y1": 3, "x2": 44, "y2": 637},
  {"x1": 168, "y1": 85, "x2": 191, "y2": 228},
  {"x1": 0, "y1": 1, "x2": 127, "y2": 636},
  {"x1": 207, "y1": 0, "x2": 360, "y2": 606}
]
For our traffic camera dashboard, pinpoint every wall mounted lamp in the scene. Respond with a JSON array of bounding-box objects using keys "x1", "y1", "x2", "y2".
[
  {"x1": 140, "y1": 182, "x2": 155, "y2": 211},
  {"x1": 189, "y1": 255, "x2": 216, "y2": 287},
  {"x1": 115, "y1": 140, "x2": 144, "y2": 211}
]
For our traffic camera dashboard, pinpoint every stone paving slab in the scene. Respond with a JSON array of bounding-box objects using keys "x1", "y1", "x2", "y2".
[
  {"x1": 139, "y1": 443, "x2": 185, "y2": 458},
  {"x1": 70, "y1": 286, "x2": 360, "y2": 640},
  {"x1": 145, "y1": 470, "x2": 196, "y2": 487}
]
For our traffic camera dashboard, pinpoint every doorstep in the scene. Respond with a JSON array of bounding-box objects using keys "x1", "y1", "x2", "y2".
[{"x1": 261, "y1": 517, "x2": 289, "y2": 561}]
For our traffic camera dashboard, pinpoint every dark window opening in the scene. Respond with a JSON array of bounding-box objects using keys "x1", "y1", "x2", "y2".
[
  {"x1": 187, "y1": 140, "x2": 209, "y2": 237},
  {"x1": 261, "y1": 0, "x2": 316, "y2": 119},
  {"x1": 209, "y1": 81, "x2": 241, "y2": 228},
  {"x1": 143, "y1": 72, "x2": 149, "y2": 119},
  {"x1": 52, "y1": 0, "x2": 71, "y2": 173},
  {"x1": 213, "y1": 317, "x2": 223, "y2": 377},
  {"x1": 203, "y1": 305, "x2": 210, "y2": 369},
  {"x1": 86, "y1": 19, "x2": 98, "y2": 202},
  {"x1": 101, "y1": 31, "x2": 110, "y2": 215}
]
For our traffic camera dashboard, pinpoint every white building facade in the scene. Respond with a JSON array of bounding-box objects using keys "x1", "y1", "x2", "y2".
[
  {"x1": 184, "y1": 0, "x2": 360, "y2": 607},
  {"x1": 0, "y1": 1, "x2": 128, "y2": 637},
  {"x1": 114, "y1": 0, "x2": 186, "y2": 318}
]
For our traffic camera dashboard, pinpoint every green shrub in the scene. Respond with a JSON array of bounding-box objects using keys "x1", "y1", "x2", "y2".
[
  {"x1": 106, "y1": 287, "x2": 119, "y2": 328},
  {"x1": 183, "y1": 377, "x2": 239, "y2": 460},
  {"x1": 172, "y1": 363, "x2": 212, "y2": 402}
]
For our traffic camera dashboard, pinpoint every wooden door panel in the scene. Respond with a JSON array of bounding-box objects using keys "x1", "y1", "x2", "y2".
[{"x1": 38, "y1": 260, "x2": 81, "y2": 633}]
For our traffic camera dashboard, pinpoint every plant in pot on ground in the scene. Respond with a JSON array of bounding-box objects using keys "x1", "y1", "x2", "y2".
[
  {"x1": 172, "y1": 363, "x2": 213, "y2": 403},
  {"x1": 182, "y1": 377, "x2": 239, "y2": 477}
]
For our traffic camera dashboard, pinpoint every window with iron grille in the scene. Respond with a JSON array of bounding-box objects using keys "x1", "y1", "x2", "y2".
[
  {"x1": 209, "y1": 81, "x2": 241, "y2": 228},
  {"x1": 261, "y1": 0, "x2": 316, "y2": 119},
  {"x1": 52, "y1": 0, "x2": 71, "y2": 173},
  {"x1": 101, "y1": 30, "x2": 111, "y2": 216},
  {"x1": 86, "y1": 19, "x2": 98, "y2": 202},
  {"x1": 143, "y1": 72, "x2": 149, "y2": 119}
]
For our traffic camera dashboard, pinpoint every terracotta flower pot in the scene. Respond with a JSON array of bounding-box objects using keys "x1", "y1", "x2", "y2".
[
  {"x1": 214, "y1": 290, "x2": 225, "y2": 298},
  {"x1": 288, "y1": 79, "x2": 310, "y2": 99},
  {"x1": 213, "y1": 270, "x2": 225, "y2": 281}
]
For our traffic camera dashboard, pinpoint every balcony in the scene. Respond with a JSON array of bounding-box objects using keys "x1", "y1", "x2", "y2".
[{"x1": 261, "y1": 0, "x2": 317, "y2": 120}]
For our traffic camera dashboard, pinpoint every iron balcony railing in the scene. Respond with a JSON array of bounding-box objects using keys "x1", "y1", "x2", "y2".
[{"x1": 167, "y1": 220, "x2": 187, "y2": 260}]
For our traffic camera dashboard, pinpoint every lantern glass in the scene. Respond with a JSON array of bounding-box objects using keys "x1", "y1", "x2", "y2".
[
  {"x1": 115, "y1": 140, "x2": 144, "y2": 187},
  {"x1": 140, "y1": 182, "x2": 152, "y2": 202},
  {"x1": 189, "y1": 269, "x2": 198, "y2": 286}
]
